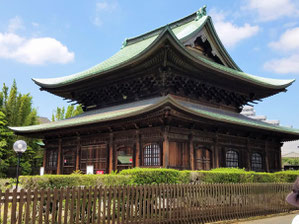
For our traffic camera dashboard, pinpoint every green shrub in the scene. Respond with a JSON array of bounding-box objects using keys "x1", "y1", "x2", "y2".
[
  {"x1": 120, "y1": 168, "x2": 189, "y2": 185},
  {"x1": 20, "y1": 174, "x2": 131, "y2": 189},
  {"x1": 0, "y1": 178, "x2": 14, "y2": 191},
  {"x1": 19, "y1": 167, "x2": 299, "y2": 189}
]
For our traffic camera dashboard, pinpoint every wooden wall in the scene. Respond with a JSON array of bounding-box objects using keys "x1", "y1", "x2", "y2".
[{"x1": 43, "y1": 126, "x2": 283, "y2": 174}]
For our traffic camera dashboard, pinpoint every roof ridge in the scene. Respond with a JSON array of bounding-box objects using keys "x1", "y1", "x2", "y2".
[{"x1": 123, "y1": 6, "x2": 207, "y2": 47}]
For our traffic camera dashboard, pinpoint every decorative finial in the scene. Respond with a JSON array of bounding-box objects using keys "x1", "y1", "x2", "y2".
[
  {"x1": 195, "y1": 5, "x2": 207, "y2": 21},
  {"x1": 121, "y1": 38, "x2": 128, "y2": 49}
]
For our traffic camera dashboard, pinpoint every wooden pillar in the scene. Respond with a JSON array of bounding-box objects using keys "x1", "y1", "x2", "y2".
[
  {"x1": 163, "y1": 127, "x2": 169, "y2": 168},
  {"x1": 109, "y1": 133, "x2": 114, "y2": 173},
  {"x1": 43, "y1": 146, "x2": 47, "y2": 168},
  {"x1": 265, "y1": 141, "x2": 270, "y2": 172},
  {"x1": 57, "y1": 138, "x2": 62, "y2": 174},
  {"x1": 214, "y1": 135, "x2": 220, "y2": 168},
  {"x1": 76, "y1": 136, "x2": 80, "y2": 171},
  {"x1": 278, "y1": 143, "x2": 282, "y2": 171},
  {"x1": 246, "y1": 139, "x2": 251, "y2": 171},
  {"x1": 135, "y1": 130, "x2": 140, "y2": 167},
  {"x1": 189, "y1": 134, "x2": 195, "y2": 170}
]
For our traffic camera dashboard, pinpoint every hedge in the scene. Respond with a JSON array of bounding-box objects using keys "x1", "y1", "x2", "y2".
[
  {"x1": 119, "y1": 168, "x2": 190, "y2": 185},
  {"x1": 0, "y1": 179, "x2": 14, "y2": 191},
  {"x1": 20, "y1": 174, "x2": 131, "y2": 189},
  {"x1": 19, "y1": 168, "x2": 299, "y2": 190}
]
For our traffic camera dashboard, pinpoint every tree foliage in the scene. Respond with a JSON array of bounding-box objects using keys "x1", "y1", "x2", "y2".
[
  {"x1": 0, "y1": 80, "x2": 42, "y2": 177},
  {"x1": 52, "y1": 104, "x2": 83, "y2": 121},
  {"x1": 282, "y1": 158, "x2": 299, "y2": 166}
]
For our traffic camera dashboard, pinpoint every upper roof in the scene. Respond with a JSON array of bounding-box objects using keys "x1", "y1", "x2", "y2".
[
  {"x1": 9, "y1": 95, "x2": 299, "y2": 140},
  {"x1": 32, "y1": 6, "x2": 294, "y2": 91}
]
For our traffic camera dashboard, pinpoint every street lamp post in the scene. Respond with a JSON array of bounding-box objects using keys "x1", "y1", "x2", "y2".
[{"x1": 13, "y1": 140, "x2": 27, "y2": 190}]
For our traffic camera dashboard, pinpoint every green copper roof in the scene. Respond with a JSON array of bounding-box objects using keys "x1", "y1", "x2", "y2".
[
  {"x1": 32, "y1": 6, "x2": 295, "y2": 91},
  {"x1": 9, "y1": 95, "x2": 299, "y2": 139},
  {"x1": 33, "y1": 13, "x2": 208, "y2": 88}
]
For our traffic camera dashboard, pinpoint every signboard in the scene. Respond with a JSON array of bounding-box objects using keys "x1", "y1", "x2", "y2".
[
  {"x1": 96, "y1": 170, "x2": 104, "y2": 174},
  {"x1": 86, "y1": 165, "x2": 94, "y2": 174},
  {"x1": 40, "y1": 167, "x2": 44, "y2": 176}
]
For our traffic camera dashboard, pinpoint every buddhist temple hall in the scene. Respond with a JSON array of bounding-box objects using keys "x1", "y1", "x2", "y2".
[{"x1": 10, "y1": 6, "x2": 299, "y2": 174}]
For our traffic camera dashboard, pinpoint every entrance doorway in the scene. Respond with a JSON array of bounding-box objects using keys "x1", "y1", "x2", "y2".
[
  {"x1": 80, "y1": 144, "x2": 108, "y2": 174},
  {"x1": 195, "y1": 148, "x2": 212, "y2": 170}
]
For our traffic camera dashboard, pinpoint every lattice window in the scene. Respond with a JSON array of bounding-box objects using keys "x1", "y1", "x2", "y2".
[
  {"x1": 226, "y1": 150, "x2": 239, "y2": 168},
  {"x1": 251, "y1": 152, "x2": 262, "y2": 171},
  {"x1": 47, "y1": 150, "x2": 57, "y2": 168},
  {"x1": 143, "y1": 143, "x2": 160, "y2": 166}
]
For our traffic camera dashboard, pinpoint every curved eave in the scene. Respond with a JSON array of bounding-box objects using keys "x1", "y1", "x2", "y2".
[
  {"x1": 9, "y1": 96, "x2": 299, "y2": 139},
  {"x1": 33, "y1": 25, "x2": 295, "y2": 91}
]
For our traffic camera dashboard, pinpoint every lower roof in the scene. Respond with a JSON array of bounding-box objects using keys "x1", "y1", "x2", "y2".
[{"x1": 9, "y1": 95, "x2": 299, "y2": 139}]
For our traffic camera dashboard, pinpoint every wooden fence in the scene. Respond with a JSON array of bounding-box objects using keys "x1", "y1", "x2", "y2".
[{"x1": 0, "y1": 183, "x2": 295, "y2": 224}]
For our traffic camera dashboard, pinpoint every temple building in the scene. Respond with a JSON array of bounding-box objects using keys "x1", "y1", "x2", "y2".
[{"x1": 10, "y1": 6, "x2": 299, "y2": 174}]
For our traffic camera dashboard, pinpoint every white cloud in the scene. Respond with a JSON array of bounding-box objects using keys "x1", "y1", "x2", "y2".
[
  {"x1": 93, "y1": 1, "x2": 119, "y2": 27},
  {"x1": 264, "y1": 54, "x2": 299, "y2": 74},
  {"x1": 0, "y1": 17, "x2": 74, "y2": 65},
  {"x1": 269, "y1": 27, "x2": 299, "y2": 52},
  {"x1": 13, "y1": 37, "x2": 74, "y2": 65},
  {"x1": 210, "y1": 10, "x2": 259, "y2": 48},
  {"x1": 8, "y1": 16, "x2": 24, "y2": 33},
  {"x1": 244, "y1": 0, "x2": 299, "y2": 22},
  {"x1": 264, "y1": 27, "x2": 299, "y2": 74}
]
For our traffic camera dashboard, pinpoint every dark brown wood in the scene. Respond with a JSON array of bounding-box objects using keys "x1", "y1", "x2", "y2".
[
  {"x1": 76, "y1": 137, "x2": 80, "y2": 171},
  {"x1": 109, "y1": 133, "x2": 113, "y2": 173},
  {"x1": 57, "y1": 138, "x2": 62, "y2": 174},
  {"x1": 189, "y1": 135, "x2": 195, "y2": 170},
  {"x1": 135, "y1": 130, "x2": 140, "y2": 167},
  {"x1": 163, "y1": 128, "x2": 170, "y2": 168}
]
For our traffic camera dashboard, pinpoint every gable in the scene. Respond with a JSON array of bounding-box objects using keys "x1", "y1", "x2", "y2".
[{"x1": 180, "y1": 18, "x2": 241, "y2": 71}]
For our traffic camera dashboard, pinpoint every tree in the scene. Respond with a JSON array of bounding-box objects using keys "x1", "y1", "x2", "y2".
[
  {"x1": 0, "y1": 81, "x2": 42, "y2": 176},
  {"x1": 52, "y1": 104, "x2": 83, "y2": 121},
  {"x1": 0, "y1": 111, "x2": 13, "y2": 177}
]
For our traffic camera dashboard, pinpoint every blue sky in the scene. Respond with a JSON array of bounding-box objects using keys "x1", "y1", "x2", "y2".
[{"x1": 1, "y1": 0, "x2": 299, "y2": 128}]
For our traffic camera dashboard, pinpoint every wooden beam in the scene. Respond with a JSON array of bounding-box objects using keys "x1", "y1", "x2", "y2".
[
  {"x1": 163, "y1": 127, "x2": 170, "y2": 168},
  {"x1": 76, "y1": 136, "x2": 80, "y2": 171},
  {"x1": 57, "y1": 138, "x2": 62, "y2": 174},
  {"x1": 109, "y1": 133, "x2": 114, "y2": 173},
  {"x1": 189, "y1": 134, "x2": 195, "y2": 170},
  {"x1": 135, "y1": 130, "x2": 140, "y2": 167}
]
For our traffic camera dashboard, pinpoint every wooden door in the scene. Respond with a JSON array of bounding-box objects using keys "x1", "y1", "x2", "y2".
[
  {"x1": 80, "y1": 144, "x2": 108, "y2": 174},
  {"x1": 195, "y1": 148, "x2": 212, "y2": 170}
]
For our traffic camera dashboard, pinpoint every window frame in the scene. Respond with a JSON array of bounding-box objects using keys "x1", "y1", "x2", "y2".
[
  {"x1": 225, "y1": 149, "x2": 239, "y2": 168},
  {"x1": 251, "y1": 152, "x2": 263, "y2": 171},
  {"x1": 142, "y1": 143, "x2": 161, "y2": 167}
]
